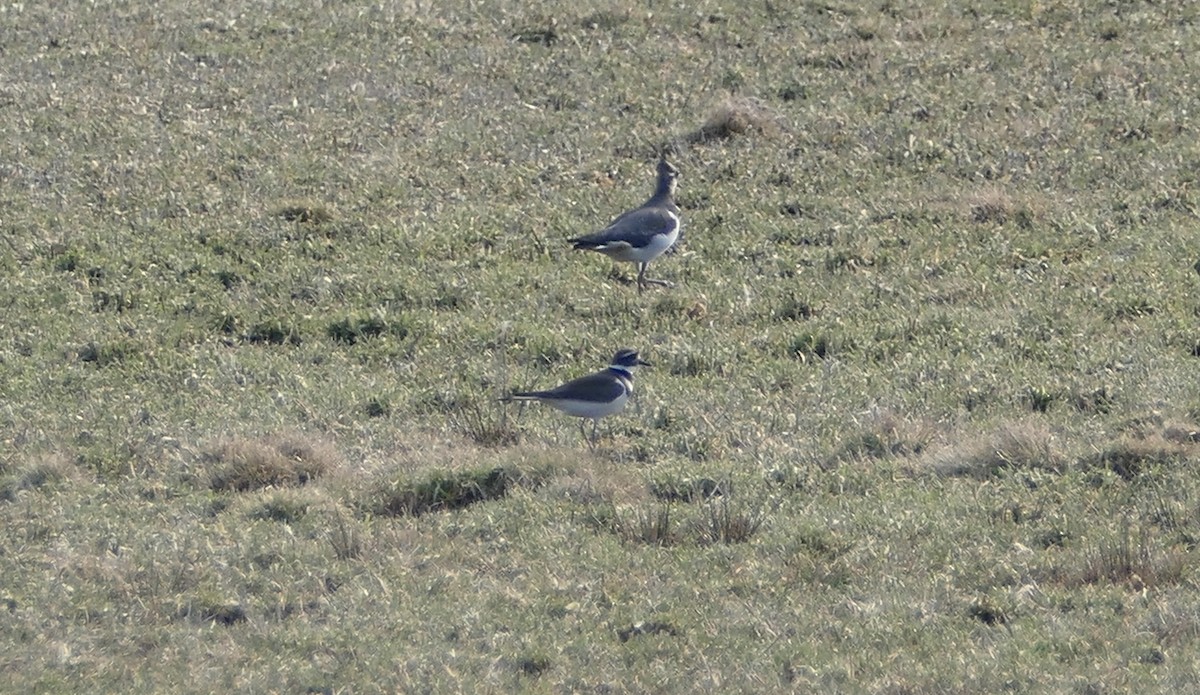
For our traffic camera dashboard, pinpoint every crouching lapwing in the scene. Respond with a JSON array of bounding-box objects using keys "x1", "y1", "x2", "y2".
[
  {"x1": 570, "y1": 158, "x2": 681, "y2": 292},
  {"x1": 501, "y1": 349, "x2": 650, "y2": 447}
]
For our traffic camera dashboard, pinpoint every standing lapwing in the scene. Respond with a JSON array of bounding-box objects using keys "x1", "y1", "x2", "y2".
[
  {"x1": 570, "y1": 158, "x2": 681, "y2": 291},
  {"x1": 501, "y1": 348, "x2": 651, "y2": 447}
]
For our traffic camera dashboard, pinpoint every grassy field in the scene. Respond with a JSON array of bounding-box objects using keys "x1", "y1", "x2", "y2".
[{"x1": 3, "y1": 0, "x2": 1200, "y2": 692}]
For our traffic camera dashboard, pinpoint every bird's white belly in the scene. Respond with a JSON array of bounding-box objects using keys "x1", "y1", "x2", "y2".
[
  {"x1": 635, "y1": 228, "x2": 679, "y2": 262},
  {"x1": 604, "y1": 214, "x2": 680, "y2": 263},
  {"x1": 546, "y1": 392, "x2": 628, "y2": 418}
]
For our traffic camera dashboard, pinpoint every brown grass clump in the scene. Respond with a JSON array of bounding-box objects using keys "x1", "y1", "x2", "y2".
[
  {"x1": 927, "y1": 419, "x2": 1065, "y2": 478},
  {"x1": 204, "y1": 433, "x2": 341, "y2": 492},
  {"x1": 685, "y1": 97, "x2": 783, "y2": 143}
]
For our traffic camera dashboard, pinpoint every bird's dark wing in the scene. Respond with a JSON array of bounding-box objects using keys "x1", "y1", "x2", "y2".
[
  {"x1": 545, "y1": 372, "x2": 626, "y2": 402},
  {"x1": 570, "y1": 208, "x2": 678, "y2": 250}
]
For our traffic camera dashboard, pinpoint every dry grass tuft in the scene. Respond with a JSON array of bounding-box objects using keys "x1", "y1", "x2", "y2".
[
  {"x1": 1081, "y1": 422, "x2": 1200, "y2": 481},
  {"x1": 176, "y1": 597, "x2": 248, "y2": 626},
  {"x1": 511, "y1": 16, "x2": 559, "y2": 46},
  {"x1": 839, "y1": 408, "x2": 937, "y2": 460},
  {"x1": 514, "y1": 653, "x2": 553, "y2": 677},
  {"x1": 0, "y1": 451, "x2": 80, "y2": 501},
  {"x1": 204, "y1": 433, "x2": 341, "y2": 492},
  {"x1": 1071, "y1": 386, "x2": 1116, "y2": 414},
  {"x1": 611, "y1": 502, "x2": 684, "y2": 546},
  {"x1": 606, "y1": 492, "x2": 771, "y2": 547},
  {"x1": 649, "y1": 476, "x2": 726, "y2": 502},
  {"x1": 328, "y1": 510, "x2": 364, "y2": 560},
  {"x1": 927, "y1": 419, "x2": 1065, "y2": 477},
  {"x1": 452, "y1": 401, "x2": 522, "y2": 448},
  {"x1": 579, "y1": 10, "x2": 630, "y2": 31},
  {"x1": 1050, "y1": 520, "x2": 1192, "y2": 590},
  {"x1": 272, "y1": 200, "x2": 333, "y2": 224},
  {"x1": 967, "y1": 188, "x2": 1016, "y2": 224},
  {"x1": 368, "y1": 463, "x2": 553, "y2": 517},
  {"x1": 694, "y1": 495, "x2": 770, "y2": 545},
  {"x1": 617, "y1": 620, "x2": 680, "y2": 642},
  {"x1": 1161, "y1": 421, "x2": 1200, "y2": 445},
  {"x1": 965, "y1": 187, "x2": 1042, "y2": 229},
  {"x1": 967, "y1": 597, "x2": 1011, "y2": 627},
  {"x1": 547, "y1": 465, "x2": 644, "y2": 506},
  {"x1": 685, "y1": 97, "x2": 783, "y2": 143},
  {"x1": 247, "y1": 489, "x2": 315, "y2": 523},
  {"x1": 373, "y1": 466, "x2": 510, "y2": 516}
]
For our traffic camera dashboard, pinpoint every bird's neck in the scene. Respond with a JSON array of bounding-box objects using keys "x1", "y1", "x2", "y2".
[
  {"x1": 650, "y1": 177, "x2": 676, "y2": 204},
  {"x1": 607, "y1": 366, "x2": 635, "y2": 389}
]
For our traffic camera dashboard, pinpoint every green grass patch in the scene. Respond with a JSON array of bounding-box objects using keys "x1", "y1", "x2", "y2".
[{"x1": 5, "y1": 0, "x2": 1200, "y2": 691}]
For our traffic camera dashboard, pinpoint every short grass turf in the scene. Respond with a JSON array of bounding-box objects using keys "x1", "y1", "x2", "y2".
[{"x1": 3, "y1": 0, "x2": 1200, "y2": 692}]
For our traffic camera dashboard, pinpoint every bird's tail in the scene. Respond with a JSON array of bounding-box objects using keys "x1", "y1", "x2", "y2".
[
  {"x1": 569, "y1": 237, "x2": 605, "y2": 251},
  {"x1": 500, "y1": 391, "x2": 550, "y2": 402}
]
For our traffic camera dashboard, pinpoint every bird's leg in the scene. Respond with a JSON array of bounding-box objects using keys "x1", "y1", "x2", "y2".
[
  {"x1": 636, "y1": 262, "x2": 673, "y2": 290},
  {"x1": 591, "y1": 419, "x2": 600, "y2": 447},
  {"x1": 579, "y1": 419, "x2": 595, "y2": 450}
]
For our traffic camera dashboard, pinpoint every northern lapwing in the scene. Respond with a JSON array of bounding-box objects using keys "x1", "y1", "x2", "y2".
[
  {"x1": 501, "y1": 348, "x2": 651, "y2": 447},
  {"x1": 570, "y1": 158, "x2": 681, "y2": 291}
]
